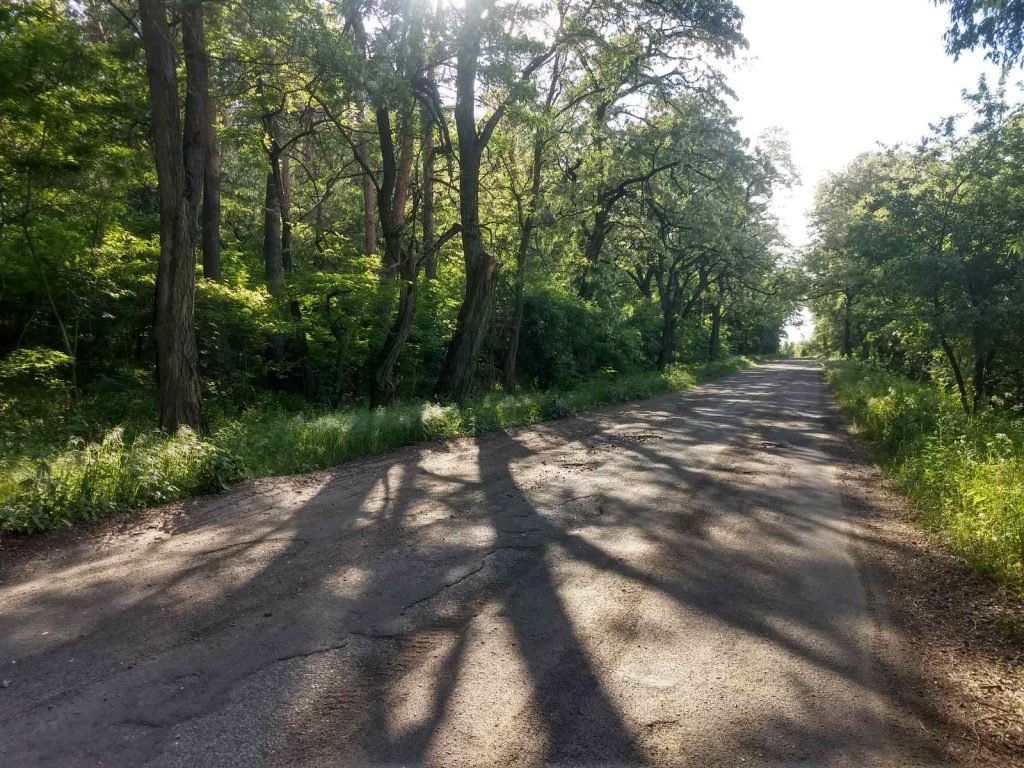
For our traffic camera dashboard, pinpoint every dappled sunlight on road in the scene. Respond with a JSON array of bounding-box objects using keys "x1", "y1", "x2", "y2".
[{"x1": 0, "y1": 362, "x2": 955, "y2": 767}]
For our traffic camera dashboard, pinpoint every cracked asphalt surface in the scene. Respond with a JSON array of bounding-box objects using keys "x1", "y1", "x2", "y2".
[{"x1": 0, "y1": 360, "x2": 952, "y2": 766}]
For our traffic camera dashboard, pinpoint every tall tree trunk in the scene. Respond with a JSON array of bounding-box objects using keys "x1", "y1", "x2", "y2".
[
  {"x1": 708, "y1": 301, "x2": 722, "y2": 360},
  {"x1": 437, "y1": 242, "x2": 497, "y2": 401},
  {"x1": 139, "y1": 0, "x2": 206, "y2": 432},
  {"x1": 201, "y1": 97, "x2": 221, "y2": 280},
  {"x1": 504, "y1": 246, "x2": 528, "y2": 390},
  {"x1": 972, "y1": 353, "x2": 987, "y2": 412},
  {"x1": 367, "y1": 79, "x2": 420, "y2": 406},
  {"x1": 841, "y1": 290, "x2": 853, "y2": 357},
  {"x1": 504, "y1": 56, "x2": 559, "y2": 389},
  {"x1": 371, "y1": 273, "x2": 418, "y2": 408},
  {"x1": 939, "y1": 335, "x2": 971, "y2": 413},
  {"x1": 393, "y1": 111, "x2": 415, "y2": 232},
  {"x1": 971, "y1": 348, "x2": 996, "y2": 412},
  {"x1": 578, "y1": 206, "x2": 611, "y2": 301},
  {"x1": 421, "y1": 100, "x2": 437, "y2": 280},
  {"x1": 356, "y1": 103, "x2": 378, "y2": 256},
  {"x1": 658, "y1": 300, "x2": 677, "y2": 370},
  {"x1": 263, "y1": 168, "x2": 287, "y2": 387},
  {"x1": 376, "y1": 106, "x2": 414, "y2": 281},
  {"x1": 436, "y1": 0, "x2": 499, "y2": 402},
  {"x1": 504, "y1": 128, "x2": 546, "y2": 390},
  {"x1": 263, "y1": 168, "x2": 284, "y2": 295},
  {"x1": 279, "y1": 151, "x2": 293, "y2": 272}
]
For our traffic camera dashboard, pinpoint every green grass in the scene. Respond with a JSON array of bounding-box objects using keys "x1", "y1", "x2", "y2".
[
  {"x1": 824, "y1": 359, "x2": 1024, "y2": 594},
  {"x1": 0, "y1": 357, "x2": 753, "y2": 534}
]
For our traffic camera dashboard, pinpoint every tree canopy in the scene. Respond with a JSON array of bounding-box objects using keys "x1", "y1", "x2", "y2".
[
  {"x1": 938, "y1": 0, "x2": 1024, "y2": 64},
  {"x1": 804, "y1": 83, "x2": 1024, "y2": 412}
]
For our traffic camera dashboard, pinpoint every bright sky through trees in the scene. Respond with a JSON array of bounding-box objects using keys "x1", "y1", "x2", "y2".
[{"x1": 731, "y1": 0, "x2": 1004, "y2": 249}]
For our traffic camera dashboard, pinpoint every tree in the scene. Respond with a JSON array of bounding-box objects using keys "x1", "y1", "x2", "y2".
[
  {"x1": 138, "y1": 0, "x2": 209, "y2": 431},
  {"x1": 938, "y1": 0, "x2": 1024, "y2": 65},
  {"x1": 434, "y1": 0, "x2": 558, "y2": 401},
  {"x1": 562, "y1": 0, "x2": 745, "y2": 300},
  {"x1": 632, "y1": 101, "x2": 777, "y2": 368},
  {"x1": 805, "y1": 87, "x2": 1024, "y2": 412},
  {"x1": 1, "y1": 0, "x2": 800, "y2": 427}
]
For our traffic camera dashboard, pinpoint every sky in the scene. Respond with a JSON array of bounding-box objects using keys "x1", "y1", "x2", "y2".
[{"x1": 726, "y1": 0, "x2": 1005, "y2": 341}]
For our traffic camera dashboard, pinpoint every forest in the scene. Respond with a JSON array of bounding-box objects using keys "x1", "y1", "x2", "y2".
[{"x1": 0, "y1": 0, "x2": 797, "y2": 531}]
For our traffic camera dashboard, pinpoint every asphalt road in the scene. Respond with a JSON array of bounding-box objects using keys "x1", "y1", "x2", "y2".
[{"x1": 0, "y1": 360, "x2": 951, "y2": 766}]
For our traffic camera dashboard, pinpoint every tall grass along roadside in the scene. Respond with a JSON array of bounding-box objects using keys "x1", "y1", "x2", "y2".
[
  {"x1": 1, "y1": 357, "x2": 752, "y2": 534},
  {"x1": 825, "y1": 359, "x2": 1024, "y2": 594}
]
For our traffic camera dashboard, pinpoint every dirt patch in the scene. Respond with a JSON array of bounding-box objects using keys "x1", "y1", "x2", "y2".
[
  {"x1": 829, "y1": 417, "x2": 1024, "y2": 766},
  {"x1": 612, "y1": 431, "x2": 664, "y2": 444}
]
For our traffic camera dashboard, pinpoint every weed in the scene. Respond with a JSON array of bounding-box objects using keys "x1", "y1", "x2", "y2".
[
  {"x1": 1, "y1": 358, "x2": 753, "y2": 534},
  {"x1": 825, "y1": 359, "x2": 1024, "y2": 594}
]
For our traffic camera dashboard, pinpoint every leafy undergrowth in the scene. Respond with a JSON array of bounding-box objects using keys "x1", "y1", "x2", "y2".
[
  {"x1": 825, "y1": 359, "x2": 1024, "y2": 595},
  {"x1": 1, "y1": 357, "x2": 752, "y2": 534}
]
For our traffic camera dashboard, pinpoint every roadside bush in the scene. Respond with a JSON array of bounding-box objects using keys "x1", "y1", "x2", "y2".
[
  {"x1": 1, "y1": 357, "x2": 754, "y2": 533},
  {"x1": 825, "y1": 359, "x2": 1024, "y2": 593},
  {"x1": 516, "y1": 289, "x2": 647, "y2": 389},
  {"x1": 1, "y1": 427, "x2": 237, "y2": 532}
]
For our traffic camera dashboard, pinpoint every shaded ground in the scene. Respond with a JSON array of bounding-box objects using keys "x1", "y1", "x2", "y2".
[
  {"x1": 828, "y1": 414, "x2": 1024, "y2": 767},
  {"x1": 0, "y1": 360, "x2": 1015, "y2": 766}
]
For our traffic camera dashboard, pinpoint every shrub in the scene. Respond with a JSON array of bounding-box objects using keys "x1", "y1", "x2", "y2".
[
  {"x1": 1, "y1": 427, "x2": 237, "y2": 533},
  {"x1": 1, "y1": 357, "x2": 754, "y2": 534},
  {"x1": 825, "y1": 359, "x2": 1024, "y2": 593},
  {"x1": 516, "y1": 289, "x2": 647, "y2": 389}
]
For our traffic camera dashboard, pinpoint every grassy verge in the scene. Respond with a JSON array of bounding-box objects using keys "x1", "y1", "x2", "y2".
[
  {"x1": 1, "y1": 357, "x2": 753, "y2": 534},
  {"x1": 824, "y1": 359, "x2": 1024, "y2": 594}
]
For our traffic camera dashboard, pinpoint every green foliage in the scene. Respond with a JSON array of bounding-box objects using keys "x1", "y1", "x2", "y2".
[
  {"x1": 0, "y1": 357, "x2": 753, "y2": 534},
  {"x1": 938, "y1": 0, "x2": 1024, "y2": 65},
  {"x1": 1, "y1": 427, "x2": 237, "y2": 532},
  {"x1": 515, "y1": 289, "x2": 647, "y2": 389},
  {"x1": 826, "y1": 359, "x2": 1024, "y2": 593},
  {"x1": 806, "y1": 84, "x2": 1024, "y2": 412},
  {"x1": 0, "y1": 348, "x2": 74, "y2": 387},
  {"x1": 0, "y1": 0, "x2": 792, "y2": 532}
]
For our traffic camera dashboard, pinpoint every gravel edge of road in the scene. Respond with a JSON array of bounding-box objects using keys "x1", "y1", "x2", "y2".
[{"x1": 823, "y1": 402, "x2": 1024, "y2": 767}]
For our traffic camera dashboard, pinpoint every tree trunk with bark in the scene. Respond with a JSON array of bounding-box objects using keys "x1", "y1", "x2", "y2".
[
  {"x1": 368, "y1": 102, "x2": 416, "y2": 406},
  {"x1": 842, "y1": 289, "x2": 854, "y2": 357},
  {"x1": 939, "y1": 334, "x2": 971, "y2": 413},
  {"x1": 504, "y1": 130, "x2": 546, "y2": 389},
  {"x1": 658, "y1": 298, "x2": 678, "y2": 370},
  {"x1": 436, "y1": 0, "x2": 500, "y2": 401},
  {"x1": 578, "y1": 206, "x2": 611, "y2": 301},
  {"x1": 280, "y1": 151, "x2": 292, "y2": 272},
  {"x1": 201, "y1": 96, "x2": 221, "y2": 281},
  {"x1": 504, "y1": 56, "x2": 559, "y2": 389},
  {"x1": 263, "y1": 168, "x2": 284, "y2": 295},
  {"x1": 504, "y1": 234, "x2": 530, "y2": 390},
  {"x1": 708, "y1": 301, "x2": 723, "y2": 360},
  {"x1": 138, "y1": 0, "x2": 207, "y2": 432},
  {"x1": 421, "y1": 101, "x2": 437, "y2": 280},
  {"x1": 356, "y1": 102, "x2": 378, "y2": 256},
  {"x1": 972, "y1": 348, "x2": 996, "y2": 411},
  {"x1": 371, "y1": 269, "x2": 418, "y2": 407}
]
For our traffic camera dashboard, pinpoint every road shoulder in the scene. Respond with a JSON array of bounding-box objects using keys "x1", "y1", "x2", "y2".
[{"x1": 826, "y1": 408, "x2": 1024, "y2": 766}]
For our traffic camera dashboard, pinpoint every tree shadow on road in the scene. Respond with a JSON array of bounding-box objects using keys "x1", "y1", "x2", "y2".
[{"x1": 0, "y1": 361, "x2": 957, "y2": 767}]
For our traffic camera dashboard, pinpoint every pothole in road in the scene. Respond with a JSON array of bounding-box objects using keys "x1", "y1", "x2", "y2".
[{"x1": 615, "y1": 432, "x2": 664, "y2": 444}]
